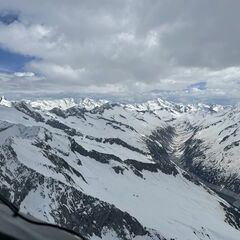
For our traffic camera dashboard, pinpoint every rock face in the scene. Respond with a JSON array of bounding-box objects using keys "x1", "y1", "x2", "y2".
[{"x1": 0, "y1": 97, "x2": 240, "y2": 240}]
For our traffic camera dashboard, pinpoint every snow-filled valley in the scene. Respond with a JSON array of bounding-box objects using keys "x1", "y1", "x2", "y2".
[{"x1": 0, "y1": 96, "x2": 240, "y2": 240}]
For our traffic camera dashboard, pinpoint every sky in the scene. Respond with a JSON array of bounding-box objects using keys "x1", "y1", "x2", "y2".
[{"x1": 0, "y1": 0, "x2": 240, "y2": 104}]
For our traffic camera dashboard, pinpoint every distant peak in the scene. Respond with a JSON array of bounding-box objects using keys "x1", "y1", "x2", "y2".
[
  {"x1": 30, "y1": 98, "x2": 76, "y2": 110},
  {"x1": 0, "y1": 95, "x2": 5, "y2": 101},
  {"x1": 0, "y1": 96, "x2": 12, "y2": 107}
]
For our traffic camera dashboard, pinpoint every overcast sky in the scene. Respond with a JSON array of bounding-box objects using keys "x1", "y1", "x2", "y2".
[{"x1": 0, "y1": 0, "x2": 240, "y2": 103}]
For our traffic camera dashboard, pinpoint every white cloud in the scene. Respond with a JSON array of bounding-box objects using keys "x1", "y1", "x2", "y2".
[
  {"x1": 14, "y1": 72, "x2": 35, "y2": 77},
  {"x1": 0, "y1": 0, "x2": 240, "y2": 103},
  {"x1": 28, "y1": 62, "x2": 86, "y2": 81}
]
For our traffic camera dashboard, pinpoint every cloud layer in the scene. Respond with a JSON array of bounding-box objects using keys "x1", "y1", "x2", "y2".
[{"x1": 0, "y1": 0, "x2": 240, "y2": 103}]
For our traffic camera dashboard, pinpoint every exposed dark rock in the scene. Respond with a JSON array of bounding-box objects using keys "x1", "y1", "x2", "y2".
[
  {"x1": 99, "y1": 117, "x2": 136, "y2": 132},
  {"x1": 50, "y1": 106, "x2": 87, "y2": 120},
  {"x1": 182, "y1": 172, "x2": 201, "y2": 185},
  {"x1": 85, "y1": 135, "x2": 103, "y2": 142},
  {"x1": 0, "y1": 124, "x2": 13, "y2": 133},
  {"x1": 69, "y1": 138, "x2": 122, "y2": 164},
  {"x1": 14, "y1": 102, "x2": 45, "y2": 122},
  {"x1": 136, "y1": 118, "x2": 146, "y2": 122},
  {"x1": 103, "y1": 138, "x2": 146, "y2": 155},
  {"x1": 106, "y1": 123, "x2": 126, "y2": 132},
  {"x1": 50, "y1": 108, "x2": 67, "y2": 118},
  {"x1": 46, "y1": 119, "x2": 71, "y2": 131},
  {"x1": 165, "y1": 118, "x2": 176, "y2": 123},
  {"x1": 219, "y1": 135, "x2": 231, "y2": 144},
  {"x1": 119, "y1": 114, "x2": 126, "y2": 119},
  {"x1": 112, "y1": 166, "x2": 125, "y2": 175},
  {"x1": 220, "y1": 202, "x2": 240, "y2": 230},
  {"x1": 218, "y1": 122, "x2": 239, "y2": 136},
  {"x1": 90, "y1": 103, "x2": 114, "y2": 114},
  {"x1": 224, "y1": 140, "x2": 240, "y2": 151},
  {"x1": 66, "y1": 107, "x2": 86, "y2": 120},
  {"x1": 46, "y1": 119, "x2": 82, "y2": 136},
  {"x1": 125, "y1": 159, "x2": 178, "y2": 177}
]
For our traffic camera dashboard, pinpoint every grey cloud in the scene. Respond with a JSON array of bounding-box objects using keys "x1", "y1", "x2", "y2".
[{"x1": 0, "y1": 0, "x2": 239, "y2": 103}]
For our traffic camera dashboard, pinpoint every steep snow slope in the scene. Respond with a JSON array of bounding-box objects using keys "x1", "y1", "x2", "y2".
[
  {"x1": 173, "y1": 106, "x2": 240, "y2": 208},
  {"x1": 0, "y1": 97, "x2": 240, "y2": 240}
]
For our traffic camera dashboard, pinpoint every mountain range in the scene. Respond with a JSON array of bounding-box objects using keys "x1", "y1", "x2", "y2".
[{"x1": 0, "y1": 96, "x2": 240, "y2": 240}]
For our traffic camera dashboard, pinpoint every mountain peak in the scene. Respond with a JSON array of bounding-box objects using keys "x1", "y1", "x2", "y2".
[
  {"x1": 0, "y1": 96, "x2": 12, "y2": 107},
  {"x1": 30, "y1": 98, "x2": 76, "y2": 110},
  {"x1": 78, "y1": 98, "x2": 108, "y2": 110}
]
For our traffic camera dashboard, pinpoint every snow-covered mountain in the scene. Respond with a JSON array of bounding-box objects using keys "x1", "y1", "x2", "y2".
[
  {"x1": 0, "y1": 96, "x2": 240, "y2": 240},
  {"x1": 29, "y1": 97, "x2": 108, "y2": 111},
  {"x1": 173, "y1": 105, "x2": 240, "y2": 208}
]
